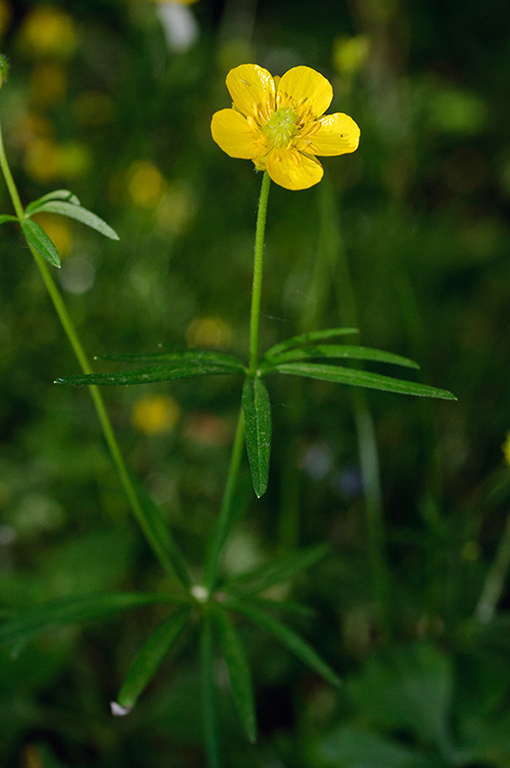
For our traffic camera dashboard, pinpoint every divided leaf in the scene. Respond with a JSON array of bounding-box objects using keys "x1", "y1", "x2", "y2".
[
  {"x1": 242, "y1": 377, "x2": 272, "y2": 498},
  {"x1": 231, "y1": 601, "x2": 341, "y2": 688},
  {"x1": 0, "y1": 592, "x2": 174, "y2": 647},
  {"x1": 115, "y1": 606, "x2": 190, "y2": 712},
  {"x1": 214, "y1": 609, "x2": 257, "y2": 743},
  {"x1": 27, "y1": 199, "x2": 119, "y2": 240},
  {"x1": 261, "y1": 344, "x2": 420, "y2": 372},
  {"x1": 264, "y1": 327, "x2": 359, "y2": 360},
  {"x1": 20, "y1": 218, "x2": 61, "y2": 267},
  {"x1": 273, "y1": 362, "x2": 456, "y2": 400}
]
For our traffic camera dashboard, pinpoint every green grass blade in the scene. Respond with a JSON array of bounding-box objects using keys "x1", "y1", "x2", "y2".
[
  {"x1": 213, "y1": 608, "x2": 257, "y2": 743},
  {"x1": 115, "y1": 606, "x2": 190, "y2": 712},
  {"x1": 55, "y1": 359, "x2": 244, "y2": 386},
  {"x1": 232, "y1": 602, "x2": 341, "y2": 687},
  {"x1": 20, "y1": 218, "x2": 61, "y2": 268},
  {"x1": 25, "y1": 189, "x2": 80, "y2": 214},
  {"x1": 95, "y1": 349, "x2": 246, "y2": 372},
  {"x1": 264, "y1": 327, "x2": 359, "y2": 359},
  {"x1": 222, "y1": 544, "x2": 330, "y2": 595},
  {"x1": 274, "y1": 362, "x2": 457, "y2": 400},
  {"x1": 261, "y1": 344, "x2": 420, "y2": 372},
  {"x1": 0, "y1": 592, "x2": 177, "y2": 646},
  {"x1": 29, "y1": 200, "x2": 119, "y2": 240},
  {"x1": 242, "y1": 377, "x2": 272, "y2": 498}
]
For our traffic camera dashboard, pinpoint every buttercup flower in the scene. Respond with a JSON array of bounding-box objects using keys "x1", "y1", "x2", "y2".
[{"x1": 211, "y1": 64, "x2": 360, "y2": 190}]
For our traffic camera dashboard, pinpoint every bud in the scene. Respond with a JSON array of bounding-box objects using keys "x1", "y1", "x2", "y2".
[{"x1": 0, "y1": 53, "x2": 8, "y2": 88}]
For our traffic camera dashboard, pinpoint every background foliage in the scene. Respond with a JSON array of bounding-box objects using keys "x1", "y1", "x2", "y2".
[{"x1": 1, "y1": 0, "x2": 510, "y2": 766}]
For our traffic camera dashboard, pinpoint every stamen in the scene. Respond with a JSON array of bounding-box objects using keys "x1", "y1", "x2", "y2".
[{"x1": 262, "y1": 107, "x2": 299, "y2": 148}]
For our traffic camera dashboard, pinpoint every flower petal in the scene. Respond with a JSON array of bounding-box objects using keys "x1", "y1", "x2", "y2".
[
  {"x1": 277, "y1": 66, "x2": 333, "y2": 118},
  {"x1": 225, "y1": 64, "x2": 275, "y2": 122},
  {"x1": 266, "y1": 147, "x2": 324, "y2": 190},
  {"x1": 299, "y1": 113, "x2": 361, "y2": 156},
  {"x1": 211, "y1": 109, "x2": 260, "y2": 159}
]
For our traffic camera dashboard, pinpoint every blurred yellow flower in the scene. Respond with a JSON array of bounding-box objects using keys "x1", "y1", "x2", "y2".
[
  {"x1": 333, "y1": 35, "x2": 370, "y2": 77},
  {"x1": 18, "y1": 5, "x2": 77, "y2": 59},
  {"x1": 503, "y1": 432, "x2": 510, "y2": 465},
  {"x1": 211, "y1": 64, "x2": 360, "y2": 190},
  {"x1": 186, "y1": 317, "x2": 232, "y2": 349},
  {"x1": 30, "y1": 61, "x2": 67, "y2": 107},
  {"x1": 23, "y1": 137, "x2": 91, "y2": 182},
  {"x1": 131, "y1": 394, "x2": 181, "y2": 435},
  {"x1": 127, "y1": 161, "x2": 167, "y2": 209}
]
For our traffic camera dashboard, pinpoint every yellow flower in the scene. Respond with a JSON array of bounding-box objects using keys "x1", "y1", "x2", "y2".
[
  {"x1": 211, "y1": 64, "x2": 360, "y2": 190},
  {"x1": 131, "y1": 394, "x2": 180, "y2": 435}
]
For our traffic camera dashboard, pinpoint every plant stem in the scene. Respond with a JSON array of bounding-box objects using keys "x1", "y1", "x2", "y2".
[
  {"x1": 0, "y1": 118, "x2": 183, "y2": 585},
  {"x1": 248, "y1": 171, "x2": 271, "y2": 375}
]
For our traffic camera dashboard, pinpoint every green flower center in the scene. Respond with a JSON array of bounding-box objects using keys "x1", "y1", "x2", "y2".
[{"x1": 262, "y1": 107, "x2": 298, "y2": 147}]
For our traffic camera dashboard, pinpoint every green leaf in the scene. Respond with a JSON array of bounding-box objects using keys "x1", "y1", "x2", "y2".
[
  {"x1": 0, "y1": 214, "x2": 18, "y2": 225},
  {"x1": 213, "y1": 608, "x2": 257, "y2": 743},
  {"x1": 95, "y1": 349, "x2": 246, "y2": 372},
  {"x1": 222, "y1": 544, "x2": 330, "y2": 596},
  {"x1": 261, "y1": 344, "x2": 419, "y2": 372},
  {"x1": 25, "y1": 189, "x2": 80, "y2": 214},
  {"x1": 0, "y1": 592, "x2": 175, "y2": 647},
  {"x1": 132, "y1": 478, "x2": 191, "y2": 589},
  {"x1": 232, "y1": 601, "x2": 341, "y2": 687},
  {"x1": 273, "y1": 362, "x2": 457, "y2": 400},
  {"x1": 264, "y1": 327, "x2": 359, "y2": 359},
  {"x1": 115, "y1": 606, "x2": 190, "y2": 713},
  {"x1": 27, "y1": 200, "x2": 119, "y2": 240},
  {"x1": 242, "y1": 377, "x2": 272, "y2": 498},
  {"x1": 226, "y1": 595, "x2": 316, "y2": 619},
  {"x1": 55, "y1": 358, "x2": 244, "y2": 386},
  {"x1": 20, "y1": 218, "x2": 61, "y2": 268},
  {"x1": 200, "y1": 613, "x2": 220, "y2": 761}
]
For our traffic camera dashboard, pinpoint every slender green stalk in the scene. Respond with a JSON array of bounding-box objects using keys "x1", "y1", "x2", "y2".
[
  {"x1": 248, "y1": 171, "x2": 271, "y2": 375},
  {"x1": 0, "y1": 118, "x2": 184, "y2": 586},
  {"x1": 475, "y1": 511, "x2": 510, "y2": 623},
  {"x1": 201, "y1": 611, "x2": 221, "y2": 768}
]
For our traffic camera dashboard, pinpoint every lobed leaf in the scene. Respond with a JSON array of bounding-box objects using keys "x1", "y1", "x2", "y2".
[
  {"x1": 25, "y1": 189, "x2": 81, "y2": 214},
  {"x1": 273, "y1": 362, "x2": 457, "y2": 400},
  {"x1": 222, "y1": 544, "x2": 330, "y2": 596},
  {"x1": 213, "y1": 608, "x2": 257, "y2": 743},
  {"x1": 264, "y1": 327, "x2": 359, "y2": 360},
  {"x1": 55, "y1": 358, "x2": 244, "y2": 386},
  {"x1": 231, "y1": 601, "x2": 341, "y2": 687},
  {"x1": 115, "y1": 606, "x2": 190, "y2": 712},
  {"x1": 242, "y1": 377, "x2": 272, "y2": 498},
  {"x1": 28, "y1": 200, "x2": 119, "y2": 240},
  {"x1": 20, "y1": 218, "x2": 61, "y2": 268},
  {"x1": 261, "y1": 344, "x2": 419, "y2": 372},
  {"x1": 0, "y1": 592, "x2": 176, "y2": 647}
]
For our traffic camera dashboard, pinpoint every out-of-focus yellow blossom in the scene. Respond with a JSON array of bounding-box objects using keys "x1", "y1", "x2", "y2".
[
  {"x1": 131, "y1": 394, "x2": 180, "y2": 435},
  {"x1": 57, "y1": 142, "x2": 91, "y2": 178},
  {"x1": 0, "y1": 1, "x2": 11, "y2": 38},
  {"x1": 503, "y1": 432, "x2": 510, "y2": 465},
  {"x1": 18, "y1": 5, "x2": 77, "y2": 59},
  {"x1": 32, "y1": 213, "x2": 73, "y2": 259},
  {"x1": 156, "y1": 183, "x2": 197, "y2": 235},
  {"x1": 333, "y1": 35, "x2": 370, "y2": 77},
  {"x1": 186, "y1": 317, "x2": 232, "y2": 350},
  {"x1": 23, "y1": 137, "x2": 91, "y2": 182},
  {"x1": 127, "y1": 160, "x2": 167, "y2": 209},
  {"x1": 211, "y1": 64, "x2": 360, "y2": 190},
  {"x1": 30, "y1": 61, "x2": 67, "y2": 107}
]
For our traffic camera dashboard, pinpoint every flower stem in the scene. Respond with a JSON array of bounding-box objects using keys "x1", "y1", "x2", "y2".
[
  {"x1": 248, "y1": 171, "x2": 271, "y2": 375},
  {"x1": 0, "y1": 118, "x2": 184, "y2": 586}
]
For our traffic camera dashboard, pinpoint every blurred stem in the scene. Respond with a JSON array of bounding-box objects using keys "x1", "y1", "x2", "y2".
[
  {"x1": 0, "y1": 118, "x2": 184, "y2": 586},
  {"x1": 204, "y1": 407, "x2": 245, "y2": 592},
  {"x1": 475, "y1": 511, "x2": 510, "y2": 623},
  {"x1": 248, "y1": 171, "x2": 271, "y2": 375},
  {"x1": 201, "y1": 611, "x2": 221, "y2": 768},
  {"x1": 318, "y1": 177, "x2": 392, "y2": 641}
]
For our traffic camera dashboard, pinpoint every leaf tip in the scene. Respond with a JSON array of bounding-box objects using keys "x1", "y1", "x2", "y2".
[{"x1": 110, "y1": 701, "x2": 132, "y2": 717}]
